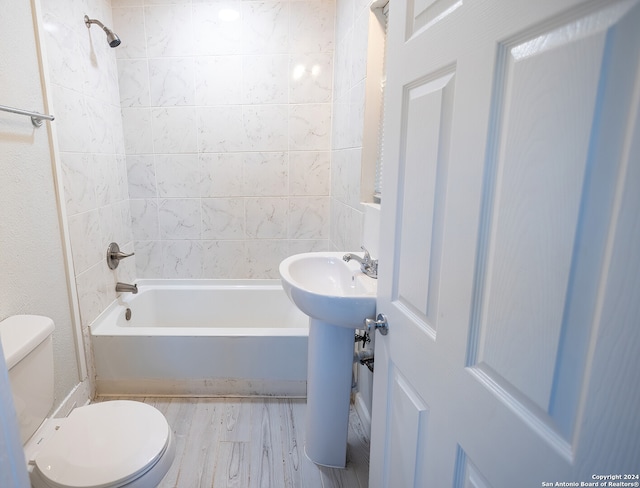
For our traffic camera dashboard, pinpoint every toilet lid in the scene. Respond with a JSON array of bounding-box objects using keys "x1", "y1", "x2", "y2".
[{"x1": 34, "y1": 401, "x2": 171, "y2": 488}]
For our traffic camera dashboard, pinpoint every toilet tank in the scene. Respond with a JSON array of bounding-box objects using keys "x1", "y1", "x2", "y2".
[{"x1": 0, "y1": 315, "x2": 55, "y2": 444}]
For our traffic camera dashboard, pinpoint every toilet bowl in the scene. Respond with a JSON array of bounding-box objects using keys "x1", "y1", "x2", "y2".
[
  {"x1": 26, "y1": 401, "x2": 175, "y2": 488},
  {"x1": 0, "y1": 315, "x2": 176, "y2": 488}
]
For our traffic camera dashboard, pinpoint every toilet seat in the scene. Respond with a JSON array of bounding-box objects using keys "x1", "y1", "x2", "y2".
[{"x1": 28, "y1": 401, "x2": 174, "y2": 488}]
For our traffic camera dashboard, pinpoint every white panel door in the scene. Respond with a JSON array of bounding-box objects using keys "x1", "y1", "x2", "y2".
[{"x1": 370, "y1": 0, "x2": 640, "y2": 485}]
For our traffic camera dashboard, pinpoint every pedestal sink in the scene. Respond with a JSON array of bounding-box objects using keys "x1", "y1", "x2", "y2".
[{"x1": 279, "y1": 252, "x2": 376, "y2": 468}]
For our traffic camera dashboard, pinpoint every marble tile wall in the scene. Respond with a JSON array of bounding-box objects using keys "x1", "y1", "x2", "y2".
[
  {"x1": 112, "y1": 0, "x2": 335, "y2": 279},
  {"x1": 329, "y1": 0, "x2": 371, "y2": 251},
  {"x1": 40, "y1": 0, "x2": 136, "y2": 365}
]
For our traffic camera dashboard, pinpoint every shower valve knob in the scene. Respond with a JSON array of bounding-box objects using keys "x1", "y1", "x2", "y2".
[{"x1": 106, "y1": 242, "x2": 134, "y2": 269}]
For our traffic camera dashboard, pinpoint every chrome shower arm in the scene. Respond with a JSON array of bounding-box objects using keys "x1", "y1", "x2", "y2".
[
  {"x1": 84, "y1": 14, "x2": 121, "y2": 47},
  {"x1": 84, "y1": 15, "x2": 102, "y2": 28}
]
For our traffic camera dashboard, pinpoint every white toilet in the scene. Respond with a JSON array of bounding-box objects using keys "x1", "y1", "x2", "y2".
[{"x1": 0, "y1": 315, "x2": 176, "y2": 488}]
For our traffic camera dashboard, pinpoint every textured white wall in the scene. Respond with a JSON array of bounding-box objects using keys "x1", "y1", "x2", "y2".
[{"x1": 0, "y1": 0, "x2": 80, "y2": 411}]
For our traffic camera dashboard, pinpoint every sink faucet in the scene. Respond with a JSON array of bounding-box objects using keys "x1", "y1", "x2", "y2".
[
  {"x1": 115, "y1": 282, "x2": 138, "y2": 294},
  {"x1": 343, "y1": 246, "x2": 378, "y2": 279}
]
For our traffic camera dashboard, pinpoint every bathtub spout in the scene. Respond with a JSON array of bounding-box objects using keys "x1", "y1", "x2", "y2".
[{"x1": 116, "y1": 282, "x2": 138, "y2": 294}]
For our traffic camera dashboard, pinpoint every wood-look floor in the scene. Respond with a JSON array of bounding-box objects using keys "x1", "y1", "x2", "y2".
[{"x1": 95, "y1": 397, "x2": 370, "y2": 488}]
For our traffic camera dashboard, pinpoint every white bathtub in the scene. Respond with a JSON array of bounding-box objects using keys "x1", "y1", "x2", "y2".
[{"x1": 90, "y1": 280, "x2": 309, "y2": 397}]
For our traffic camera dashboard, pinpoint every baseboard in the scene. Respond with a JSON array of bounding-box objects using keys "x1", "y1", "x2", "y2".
[
  {"x1": 51, "y1": 379, "x2": 91, "y2": 418},
  {"x1": 354, "y1": 391, "x2": 371, "y2": 437},
  {"x1": 96, "y1": 378, "x2": 307, "y2": 398}
]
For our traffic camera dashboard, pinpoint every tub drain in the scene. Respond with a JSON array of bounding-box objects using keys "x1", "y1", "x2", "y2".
[{"x1": 125, "y1": 308, "x2": 132, "y2": 321}]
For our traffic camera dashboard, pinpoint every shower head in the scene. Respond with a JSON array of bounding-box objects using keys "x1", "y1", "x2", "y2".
[
  {"x1": 105, "y1": 29, "x2": 121, "y2": 48},
  {"x1": 84, "y1": 15, "x2": 121, "y2": 48}
]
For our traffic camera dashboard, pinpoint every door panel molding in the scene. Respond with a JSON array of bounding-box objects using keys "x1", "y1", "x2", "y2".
[
  {"x1": 466, "y1": 0, "x2": 640, "y2": 442},
  {"x1": 384, "y1": 365, "x2": 430, "y2": 488},
  {"x1": 454, "y1": 445, "x2": 494, "y2": 488},
  {"x1": 393, "y1": 66, "x2": 455, "y2": 337}
]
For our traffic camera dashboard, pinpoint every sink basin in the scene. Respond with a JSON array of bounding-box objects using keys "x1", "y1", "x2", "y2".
[{"x1": 279, "y1": 252, "x2": 377, "y2": 329}]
